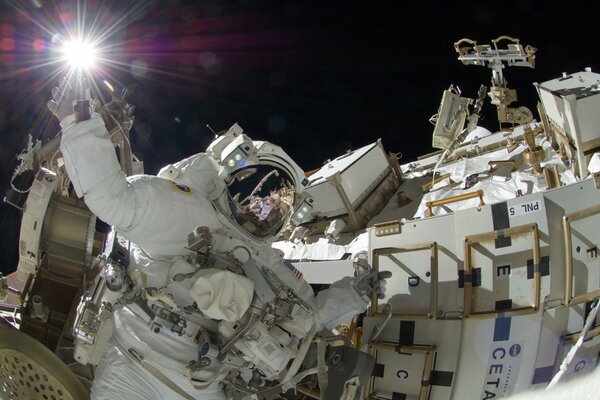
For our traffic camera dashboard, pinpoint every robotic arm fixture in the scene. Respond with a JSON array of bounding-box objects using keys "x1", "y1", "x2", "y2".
[
  {"x1": 428, "y1": 36, "x2": 536, "y2": 171},
  {"x1": 454, "y1": 35, "x2": 537, "y2": 128}
]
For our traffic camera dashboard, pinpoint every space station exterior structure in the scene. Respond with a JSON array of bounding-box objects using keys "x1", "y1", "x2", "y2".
[
  {"x1": 275, "y1": 37, "x2": 600, "y2": 399},
  {"x1": 2, "y1": 36, "x2": 600, "y2": 400}
]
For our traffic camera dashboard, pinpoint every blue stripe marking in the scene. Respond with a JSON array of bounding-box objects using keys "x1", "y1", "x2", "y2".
[
  {"x1": 493, "y1": 317, "x2": 511, "y2": 342},
  {"x1": 531, "y1": 366, "x2": 554, "y2": 384}
]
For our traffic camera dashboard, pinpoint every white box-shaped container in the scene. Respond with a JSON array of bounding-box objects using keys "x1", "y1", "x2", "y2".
[
  {"x1": 305, "y1": 141, "x2": 393, "y2": 220},
  {"x1": 535, "y1": 70, "x2": 600, "y2": 177}
]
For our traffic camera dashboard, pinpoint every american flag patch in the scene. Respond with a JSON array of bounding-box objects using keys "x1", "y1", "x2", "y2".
[{"x1": 283, "y1": 260, "x2": 303, "y2": 280}]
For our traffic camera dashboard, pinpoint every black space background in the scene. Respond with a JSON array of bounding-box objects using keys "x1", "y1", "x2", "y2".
[{"x1": 0, "y1": 0, "x2": 598, "y2": 273}]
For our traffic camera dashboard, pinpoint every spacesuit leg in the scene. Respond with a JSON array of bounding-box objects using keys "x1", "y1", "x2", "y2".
[
  {"x1": 91, "y1": 341, "x2": 227, "y2": 400},
  {"x1": 91, "y1": 344, "x2": 163, "y2": 400}
]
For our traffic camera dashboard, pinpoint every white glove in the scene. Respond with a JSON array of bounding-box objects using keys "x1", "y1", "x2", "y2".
[
  {"x1": 354, "y1": 270, "x2": 392, "y2": 300},
  {"x1": 352, "y1": 250, "x2": 392, "y2": 300},
  {"x1": 47, "y1": 75, "x2": 91, "y2": 124}
]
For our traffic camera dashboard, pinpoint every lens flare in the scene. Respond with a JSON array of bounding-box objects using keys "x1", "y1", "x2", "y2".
[
  {"x1": 61, "y1": 40, "x2": 97, "y2": 70},
  {"x1": 102, "y1": 80, "x2": 114, "y2": 93}
]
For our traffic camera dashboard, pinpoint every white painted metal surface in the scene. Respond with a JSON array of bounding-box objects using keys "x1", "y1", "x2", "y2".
[
  {"x1": 304, "y1": 142, "x2": 391, "y2": 219},
  {"x1": 16, "y1": 168, "x2": 58, "y2": 281}
]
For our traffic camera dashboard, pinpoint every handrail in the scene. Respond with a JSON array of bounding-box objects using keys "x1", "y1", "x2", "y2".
[
  {"x1": 371, "y1": 243, "x2": 439, "y2": 319},
  {"x1": 454, "y1": 38, "x2": 478, "y2": 56},
  {"x1": 366, "y1": 342, "x2": 436, "y2": 400},
  {"x1": 425, "y1": 190, "x2": 484, "y2": 217},
  {"x1": 421, "y1": 173, "x2": 454, "y2": 192},
  {"x1": 488, "y1": 160, "x2": 517, "y2": 172},
  {"x1": 491, "y1": 35, "x2": 521, "y2": 54},
  {"x1": 463, "y1": 223, "x2": 541, "y2": 318},
  {"x1": 563, "y1": 203, "x2": 600, "y2": 305}
]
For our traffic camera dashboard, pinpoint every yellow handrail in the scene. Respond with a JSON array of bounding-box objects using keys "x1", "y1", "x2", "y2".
[{"x1": 425, "y1": 190, "x2": 484, "y2": 217}]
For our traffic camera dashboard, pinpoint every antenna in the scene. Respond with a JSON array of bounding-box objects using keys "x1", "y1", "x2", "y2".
[{"x1": 206, "y1": 124, "x2": 218, "y2": 138}]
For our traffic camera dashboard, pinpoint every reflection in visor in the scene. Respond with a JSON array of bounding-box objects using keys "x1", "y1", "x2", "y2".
[{"x1": 228, "y1": 167, "x2": 295, "y2": 239}]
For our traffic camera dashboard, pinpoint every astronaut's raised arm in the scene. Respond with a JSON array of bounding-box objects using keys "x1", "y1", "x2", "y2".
[
  {"x1": 46, "y1": 75, "x2": 146, "y2": 236},
  {"x1": 50, "y1": 79, "x2": 226, "y2": 255},
  {"x1": 60, "y1": 113, "x2": 141, "y2": 231}
]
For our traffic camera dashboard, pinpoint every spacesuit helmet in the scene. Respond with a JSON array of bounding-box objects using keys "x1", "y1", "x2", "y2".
[{"x1": 208, "y1": 124, "x2": 312, "y2": 241}]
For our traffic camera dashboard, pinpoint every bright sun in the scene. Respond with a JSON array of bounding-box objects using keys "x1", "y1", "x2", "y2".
[{"x1": 61, "y1": 40, "x2": 97, "y2": 70}]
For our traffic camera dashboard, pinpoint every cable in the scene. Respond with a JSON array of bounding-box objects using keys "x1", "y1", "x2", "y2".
[{"x1": 547, "y1": 299, "x2": 600, "y2": 390}]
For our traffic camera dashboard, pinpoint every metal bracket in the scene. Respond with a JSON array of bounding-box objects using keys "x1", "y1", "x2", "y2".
[
  {"x1": 365, "y1": 342, "x2": 436, "y2": 400},
  {"x1": 463, "y1": 223, "x2": 541, "y2": 318},
  {"x1": 563, "y1": 204, "x2": 600, "y2": 305},
  {"x1": 371, "y1": 242, "x2": 439, "y2": 319}
]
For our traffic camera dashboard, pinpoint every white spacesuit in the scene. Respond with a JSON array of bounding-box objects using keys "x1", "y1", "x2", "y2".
[{"x1": 48, "y1": 77, "x2": 385, "y2": 399}]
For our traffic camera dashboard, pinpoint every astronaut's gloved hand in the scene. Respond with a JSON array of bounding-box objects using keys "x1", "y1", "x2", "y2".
[
  {"x1": 47, "y1": 75, "x2": 91, "y2": 125},
  {"x1": 354, "y1": 270, "x2": 392, "y2": 300}
]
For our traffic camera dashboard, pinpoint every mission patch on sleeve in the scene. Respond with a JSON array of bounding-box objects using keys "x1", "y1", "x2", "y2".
[{"x1": 171, "y1": 181, "x2": 192, "y2": 194}]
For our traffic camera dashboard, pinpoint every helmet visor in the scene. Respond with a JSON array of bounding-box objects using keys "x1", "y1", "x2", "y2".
[{"x1": 227, "y1": 165, "x2": 295, "y2": 239}]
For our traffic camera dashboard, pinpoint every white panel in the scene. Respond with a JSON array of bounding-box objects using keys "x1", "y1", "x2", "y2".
[
  {"x1": 370, "y1": 213, "x2": 462, "y2": 318},
  {"x1": 575, "y1": 95, "x2": 600, "y2": 144},
  {"x1": 375, "y1": 350, "x2": 427, "y2": 398},
  {"x1": 539, "y1": 89, "x2": 568, "y2": 135},
  {"x1": 452, "y1": 314, "x2": 543, "y2": 399},
  {"x1": 363, "y1": 318, "x2": 461, "y2": 400},
  {"x1": 554, "y1": 334, "x2": 600, "y2": 384},
  {"x1": 293, "y1": 260, "x2": 354, "y2": 284},
  {"x1": 342, "y1": 145, "x2": 389, "y2": 206},
  {"x1": 537, "y1": 71, "x2": 600, "y2": 149},
  {"x1": 304, "y1": 181, "x2": 346, "y2": 218},
  {"x1": 16, "y1": 169, "x2": 58, "y2": 281},
  {"x1": 305, "y1": 142, "x2": 390, "y2": 219},
  {"x1": 531, "y1": 303, "x2": 600, "y2": 389},
  {"x1": 306, "y1": 143, "x2": 377, "y2": 184},
  {"x1": 531, "y1": 307, "x2": 566, "y2": 387},
  {"x1": 568, "y1": 214, "x2": 600, "y2": 299},
  {"x1": 469, "y1": 233, "x2": 540, "y2": 312}
]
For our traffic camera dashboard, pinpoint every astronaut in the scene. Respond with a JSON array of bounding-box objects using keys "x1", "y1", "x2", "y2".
[{"x1": 47, "y1": 76, "x2": 389, "y2": 399}]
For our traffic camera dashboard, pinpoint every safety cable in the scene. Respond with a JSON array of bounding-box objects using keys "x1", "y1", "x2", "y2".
[{"x1": 547, "y1": 299, "x2": 600, "y2": 390}]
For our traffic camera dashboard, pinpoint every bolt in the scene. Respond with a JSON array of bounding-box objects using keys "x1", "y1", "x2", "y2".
[
  {"x1": 200, "y1": 357, "x2": 211, "y2": 367},
  {"x1": 330, "y1": 353, "x2": 342, "y2": 366}
]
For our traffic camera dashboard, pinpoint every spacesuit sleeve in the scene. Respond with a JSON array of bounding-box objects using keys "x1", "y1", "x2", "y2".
[
  {"x1": 59, "y1": 113, "x2": 141, "y2": 230},
  {"x1": 311, "y1": 276, "x2": 369, "y2": 330},
  {"x1": 269, "y1": 258, "x2": 368, "y2": 332}
]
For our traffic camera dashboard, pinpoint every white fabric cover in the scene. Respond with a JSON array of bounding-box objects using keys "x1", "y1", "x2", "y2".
[
  {"x1": 463, "y1": 125, "x2": 493, "y2": 142},
  {"x1": 409, "y1": 137, "x2": 578, "y2": 219},
  {"x1": 190, "y1": 269, "x2": 254, "y2": 322},
  {"x1": 272, "y1": 231, "x2": 369, "y2": 262},
  {"x1": 325, "y1": 219, "x2": 346, "y2": 239},
  {"x1": 588, "y1": 153, "x2": 600, "y2": 174}
]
